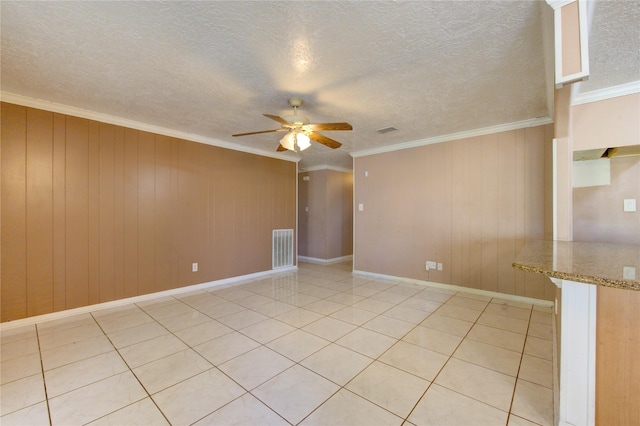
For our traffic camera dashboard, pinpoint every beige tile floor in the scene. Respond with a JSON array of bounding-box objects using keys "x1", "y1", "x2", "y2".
[{"x1": 1, "y1": 261, "x2": 554, "y2": 425}]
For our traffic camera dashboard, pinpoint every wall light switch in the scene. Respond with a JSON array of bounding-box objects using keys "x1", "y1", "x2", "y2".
[
  {"x1": 358, "y1": 203, "x2": 364, "y2": 211},
  {"x1": 427, "y1": 261, "x2": 437, "y2": 270},
  {"x1": 305, "y1": 206, "x2": 309, "y2": 212},
  {"x1": 437, "y1": 263, "x2": 443, "y2": 271},
  {"x1": 192, "y1": 263, "x2": 198, "y2": 272},
  {"x1": 364, "y1": 171, "x2": 369, "y2": 177},
  {"x1": 623, "y1": 199, "x2": 636, "y2": 212},
  {"x1": 303, "y1": 176, "x2": 310, "y2": 181},
  {"x1": 623, "y1": 266, "x2": 636, "y2": 280}
]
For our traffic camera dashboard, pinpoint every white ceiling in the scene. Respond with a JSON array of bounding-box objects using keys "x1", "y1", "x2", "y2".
[{"x1": 2, "y1": 1, "x2": 638, "y2": 170}]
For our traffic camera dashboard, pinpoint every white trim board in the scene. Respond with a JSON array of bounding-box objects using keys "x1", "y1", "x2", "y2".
[
  {"x1": 0, "y1": 266, "x2": 297, "y2": 331},
  {"x1": 299, "y1": 165, "x2": 353, "y2": 174},
  {"x1": 298, "y1": 255, "x2": 353, "y2": 265},
  {"x1": 350, "y1": 117, "x2": 553, "y2": 159},
  {"x1": 0, "y1": 92, "x2": 300, "y2": 164},
  {"x1": 572, "y1": 80, "x2": 640, "y2": 105},
  {"x1": 352, "y1": 269, "x2": 554, "y2": 307}
]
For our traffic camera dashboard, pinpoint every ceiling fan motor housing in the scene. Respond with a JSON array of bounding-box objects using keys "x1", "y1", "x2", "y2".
[{"x1": 285, "y1": 98, "x2": 309, "y2": 125}]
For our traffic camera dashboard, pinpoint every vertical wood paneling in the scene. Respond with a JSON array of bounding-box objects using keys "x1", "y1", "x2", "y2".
[
  {"x1": 467, "y1": 138, "x2": 484, "y2": 288},
  {"x1": 122, "y1": 128, "x2": 139, "y2": 298},
  {"x1": 514, "y1": 129, "x2": 527, "y2": 296},
  {"x1": 154, "y1": 135, "x2": 172, "y2": 291},
  {"x1": 137, "y1": 131, "x2": 156, "y2": 295},
  {"x1": 213, "y1": 149, "x2": 236, "y2": 279},
  {"x1": 430, "y1": 142, "x2": 452, "y2": 284},
  {"x1": 177, "y1": 138, "x2": 193, "y2": 285},
  {"x1": 450, "y1": 139, "x2": 465, "y2": 286},
  {"x1": 98, "y1": 123, "x2": 115, "y2": 302},
  {"x1": 232, "y1": 156, "x2": 249, "y2": 276},
  {"x1": 525, "y1": 126, "x2": 547, "y2": 300},
  {"x1": 169, "y1": 137, "x2": 180, "y2": 289},
  {"x1": 2, "y1": 102, "x2": 297, "y2": 321},
  {"x1": 596, "y1": 286, "x2": 640, "y2": 426},
  {"x1": 497, "y1": 131, "x2": 517, "y2": 295},
  {"x1": 113, "y1": 127, "x2": 125, "y2": 300},
  {"x1": 1, "y1": 103, "x2": 27, "y2": 321},
  {"x1": 205, "y1": 143, "x2": 220, "y2": 281},
  {"x1": 88, "y1": 121, "x2": 101, "y2": 305},
  {"x1": 481, "y1": 134, "x2": 499, "y2": 292},
  {"x1": 52, "y1": 113, "x2": 66, "y2": 312},
  {"x1": 65, "y1": 116, "x2": 90, "y2": 309},
  {"x1": 26, "y1": 108, "x2": 54, "y2": 316},
  {"x1": 193, "y1": 143, "x2": 210, "y2": 279}
]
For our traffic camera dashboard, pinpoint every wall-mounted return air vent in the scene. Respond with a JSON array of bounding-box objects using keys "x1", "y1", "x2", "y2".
[
  {"x1": 272, "y1": 229, "x2": 294, "y2": 269},
  {"x1": 376, "y1": 126, "x2": 397, "y2": 134}
]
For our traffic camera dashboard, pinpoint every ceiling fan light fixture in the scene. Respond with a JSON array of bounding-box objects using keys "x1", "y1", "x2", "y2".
[
  {"x1": 296, "y1": 132, "x2": 311, "y2": 150},
  {"x1": 280, "y1": 132, "x2": 296, "y2": 151},
  {"x1": 280, "y1": 131, "x2": 311, "y2": 152}
]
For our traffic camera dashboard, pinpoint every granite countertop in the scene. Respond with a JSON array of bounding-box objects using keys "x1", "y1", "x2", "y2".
[{"x1": 513, "y1": 240, "x2": 640, "y2": 291}]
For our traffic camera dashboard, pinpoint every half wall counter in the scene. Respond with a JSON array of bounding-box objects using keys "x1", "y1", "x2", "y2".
[{"x1": 513, "y1": 240, "x2": 639, "y2": 426}]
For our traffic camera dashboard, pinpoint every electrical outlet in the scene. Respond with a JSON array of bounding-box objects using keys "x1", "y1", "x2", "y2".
[
  {"x1": 192, "y1": 263, "x2": 198, "y2": 272},
  {"x1": 623, "y1": 199, "x2": 636, "y2": 212}
]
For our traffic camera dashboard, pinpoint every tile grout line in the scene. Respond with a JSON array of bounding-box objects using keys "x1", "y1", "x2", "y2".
[
  {"x1": 89, "y1": 310, "x2": 174, "y2": 426},
  {"x1": 401, "y1": 292, "x2": 495, "y2": 424},
  {"x1": 34, "y1": 323, "x2": 54, "y2": 426},
  {"x1": 505, "y1": 303, "x2": 534, "y2": 425}
]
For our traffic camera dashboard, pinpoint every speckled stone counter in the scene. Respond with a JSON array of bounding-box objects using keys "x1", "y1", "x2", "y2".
[{"x1": 513, "y1": 240, "x2": 640, "y2": 291}]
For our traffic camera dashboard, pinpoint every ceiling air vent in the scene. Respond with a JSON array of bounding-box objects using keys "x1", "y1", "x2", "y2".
[{"x1": 376, "y1": 126, "x2": 397, "y2": 134}]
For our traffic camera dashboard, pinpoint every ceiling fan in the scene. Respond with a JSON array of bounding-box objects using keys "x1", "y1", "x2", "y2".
[{"x1": 232, "y1": 98, "x2": 352, "y2": 152}]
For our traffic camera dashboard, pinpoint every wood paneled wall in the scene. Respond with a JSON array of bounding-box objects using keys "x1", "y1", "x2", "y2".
[
  {"x1": 298, "y1": 169, "x2": 353, "y2": 260},
  {"x1": 1, "y1": 103, "x2": 296, "y2": 322},
  {"x1": 354, "y1": 125, "x2": 555, "y2": 300},
  {"x1": 596, "y1": 286, "x2": 640, "y2": 425}
]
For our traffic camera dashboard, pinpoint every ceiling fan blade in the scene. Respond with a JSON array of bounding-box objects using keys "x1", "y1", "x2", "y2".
[
  {"x1": 308, "y1": 132, "x2": 342, "y2": 149},
  {"x1": 276, "y1": 144, "x2": 288, "y2": 152},
  {"x1": 263, "y1": 114, "x2": 292, "y2": 126},
  {"x1": 307, "y1": 122, "x2": 352, "y2": 131},
  {"x1": 232, "y1": 129, "x2": 283, "y2": 137}
]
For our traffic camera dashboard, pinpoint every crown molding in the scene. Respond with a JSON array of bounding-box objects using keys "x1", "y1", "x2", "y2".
[
  {"x1": 546, "y1": 0, "x2": 575, "y2": 10},
  {"x1": 350, "y1": 116, "x2": 553, "y2": 159},
  {"x1": 299, "y1": 165, "x2": 352, "y2": 173},
  {"x1": 0, "y1": 92, "x2": 300, "y2": 163},
  {"x1": 572, "y1": 80, "x2": 640, "y2": 106}
]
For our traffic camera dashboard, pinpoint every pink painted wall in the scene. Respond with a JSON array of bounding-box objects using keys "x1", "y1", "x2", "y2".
[
  {"x1": 573, "y1": 156, "x2": 640, "y2": 245},
  {"x1": 572, "y1": 93, "x2": 640, "y2": 151},
  {"x1": 572, "y1": 94, "x2": 640, "y2": 245},
  {"x1": 354, "y1": 125, "x2": 555, "y2": 301},
  {"x1": 298, "y1": 169, "x2": 353, "y2": 260}
]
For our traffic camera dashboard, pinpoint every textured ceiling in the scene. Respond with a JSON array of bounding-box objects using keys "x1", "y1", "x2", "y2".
[{"x1": 1, "y1": 1, "x2": 638, "y2": 170}]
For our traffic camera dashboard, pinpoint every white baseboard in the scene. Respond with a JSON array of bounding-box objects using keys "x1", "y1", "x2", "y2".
[
  {"x1": 0, "y1": 266, "x2": 297, "y2": 331},
  {"x1": 298, "y1": 255, "x2": 353, "y2": 265},
  {"x1": 352, "y1": 269, "x2": 554, "y2": 307}
]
